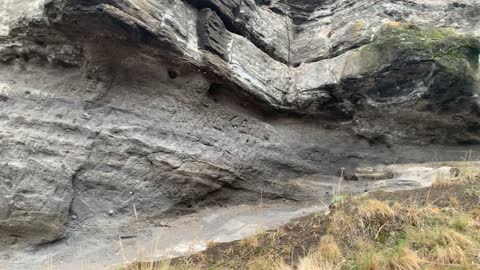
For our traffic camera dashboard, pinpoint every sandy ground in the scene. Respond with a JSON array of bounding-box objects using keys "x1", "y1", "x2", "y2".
[{"x1": 2, "y1": 202, "x2": 327, "y2": 270}]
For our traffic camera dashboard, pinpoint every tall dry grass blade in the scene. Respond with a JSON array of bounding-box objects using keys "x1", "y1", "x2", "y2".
[{"x1": 119, "y1": 236, "x2": 129, "y2": 270}]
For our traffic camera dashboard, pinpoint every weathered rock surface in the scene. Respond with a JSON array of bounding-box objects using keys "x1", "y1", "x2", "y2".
[{"x1": 0, "y1": 0, "x2": 479, "y2": 249}]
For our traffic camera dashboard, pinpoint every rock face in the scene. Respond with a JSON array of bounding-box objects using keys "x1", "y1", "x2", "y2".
[{"x1": 0, "y1": 0, "x2": 479, "y2": 247}]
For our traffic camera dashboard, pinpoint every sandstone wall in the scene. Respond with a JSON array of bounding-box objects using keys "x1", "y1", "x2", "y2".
[{"x1": 0, "y1": 0, "x2": 479, "y2": 247}]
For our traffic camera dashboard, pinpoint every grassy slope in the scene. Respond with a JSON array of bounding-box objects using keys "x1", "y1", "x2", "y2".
[{"x1": 128, "y1": 171, "x2": 480, "y2": 270}]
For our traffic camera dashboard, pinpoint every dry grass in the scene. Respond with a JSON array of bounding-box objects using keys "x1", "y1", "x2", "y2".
[
  {"x1": 297, "y1": 256, "x2": 340, "y2": 270},
  {"x1": 326, "y1": 193, "x2": 480, "y2": 270},
  {"x1": 245, "y1": 256, "x2": 291, "y2": 270},
  {"x1": 450, "y1": 214, "x2": 471, "y2": 231},
  {"x1": 358, "y1": 199, "x2": 395, "y2": 221},
  {"x1": 354, "y1": 250, "x2": 383, "y2": 270},
  {"x1": 120, "y1": 179, "x2": 480, "y2": 270},
  {"x1": 242, "y1": 234, "x2": 260, "y2": 249},
  {"x1": 471, "y1": 207, "x2": 480, "y2": 222},
  {"x1": 125, "y1": 202, "x2": 480, "y2": 270},
  {"x1": 317, "y1": 236, "x2": 343, "y2": 264},
  {"x1": 411, "y1": 227, "x2": 473, "y2": 250},
  {"x1": 296, "y1": 235, "x2": 344, "y2": 270},
  {"x1": 387, "y1": 248, "x2": 421, "y2": 270},
  {"x1": 434, "y1": 164, "x2": 480, "y2": 187},
  {"x1": 430, "y1": 245, "x2": 467, "y2": 265},
  {"x1": 206, "y1": 241, "x2": 218, "y2": 249},
  {"x1": 449, "y1": 196, "x2": 459, "y2": 208}
]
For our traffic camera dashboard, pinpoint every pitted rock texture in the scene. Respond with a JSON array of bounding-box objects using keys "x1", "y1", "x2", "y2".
[{"x1": 0, "y1": 0, "x2": 479, "y2": 248}]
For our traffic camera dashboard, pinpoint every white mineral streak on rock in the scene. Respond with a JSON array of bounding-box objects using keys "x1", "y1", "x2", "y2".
[{"x1": 0, "y1": 0, "x2": 43, "y2": 36}]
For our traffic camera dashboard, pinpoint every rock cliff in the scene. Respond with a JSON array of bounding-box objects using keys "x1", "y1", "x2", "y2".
[{"x1": 0, "y1": 0, "x2": 479, "y2": 248}]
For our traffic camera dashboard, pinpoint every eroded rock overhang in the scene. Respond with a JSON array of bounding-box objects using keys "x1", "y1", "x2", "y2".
[
  {"x1": 3, "y1": 0, "x2": 480, "y2": 118},
  {"x1": 1, "y1": 0, "x2": 480, "y2": 248}
]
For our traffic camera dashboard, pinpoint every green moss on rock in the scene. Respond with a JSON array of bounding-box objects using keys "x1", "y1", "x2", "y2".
[
  {"x1": 372, "y1": 23, "x2": 480, "y2": 72},
  {"x1": 358, "y1": 22, "x2": 480, "y2": 101}
]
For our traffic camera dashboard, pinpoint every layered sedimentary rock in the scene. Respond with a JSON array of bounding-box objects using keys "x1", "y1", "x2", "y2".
[{"x1": 0, "y1": 0, "x2": 479, "y2": 247}]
